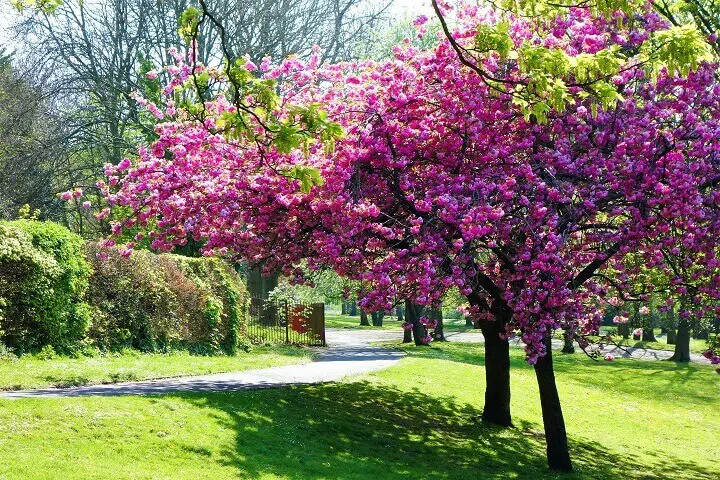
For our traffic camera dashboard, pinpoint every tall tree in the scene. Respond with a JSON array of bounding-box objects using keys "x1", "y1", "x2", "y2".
[{"x1": 93, "y1": 2, "x2": 720, "y2": 473}]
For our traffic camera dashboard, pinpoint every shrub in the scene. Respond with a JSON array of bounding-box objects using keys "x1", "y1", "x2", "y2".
[
  {"x1": 85, "y1": 244, "x2": 247, "y2": 354},
  {"x1": 0, "y1": 220, "x2": 92, "y2": 353}
]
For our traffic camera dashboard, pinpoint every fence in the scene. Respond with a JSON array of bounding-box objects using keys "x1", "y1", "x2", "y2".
[{"x1": 246, "y1": 298, "x2": 326, "y2": 346}]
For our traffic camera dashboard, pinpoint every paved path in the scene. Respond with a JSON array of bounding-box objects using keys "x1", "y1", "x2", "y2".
[
  {"x1": 0, "y1": 334, "x2": 402, "y2": 399},
  {"x1": 1, "y1": 328, "x2": 708, "y2": 399}
]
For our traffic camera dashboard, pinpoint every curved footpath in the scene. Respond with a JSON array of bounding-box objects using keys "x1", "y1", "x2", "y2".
[{"x1": 0, "y1": 328, "x2": 708, "y2": 399}]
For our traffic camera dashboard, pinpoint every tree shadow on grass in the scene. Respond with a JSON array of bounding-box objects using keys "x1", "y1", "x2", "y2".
[{"x1": 171, "y1": 381, "x2": 716, "y2": 480}]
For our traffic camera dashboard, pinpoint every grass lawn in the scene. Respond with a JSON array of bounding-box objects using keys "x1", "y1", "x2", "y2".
[
  {"x1": 0, "y1": 343, "x2": 718, "y2": 479},
  {"x1": 0, "y1": 346, "x2": 315, "y2": 391}
]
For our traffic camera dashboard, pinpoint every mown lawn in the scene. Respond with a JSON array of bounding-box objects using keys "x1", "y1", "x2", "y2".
[
  {"x1": 0, "y1": 342, "x2": 717, "y2": 479},
  {"x1": 0, "y1": 346, "x2": 315, "y2": 391}
]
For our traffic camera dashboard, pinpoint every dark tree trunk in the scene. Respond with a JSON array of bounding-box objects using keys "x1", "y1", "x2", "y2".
[
  {"x1": 668, "y1": 319, "x2": 691, "y2": 362},
  {"x1": 430, "y1": 307, "x2": 445, "y2": 341},
  {"x1": 359, "y1": 309, "x2": 370, "y2": 326},
  {"x1": 405, "y1": 301, "x2": 428, "y2": 346},
  {"x1": 618, "y1": 323, "x2": 630, "y2": 339},
  {"x1": 372, "y1": 311, "x2": 384, "y2": 327},
  {"x1": 534, "y1": 337, "x2": 573, "y2": 472},
  {"x1": 341, "y1": 302, "x2": 347, "y2": 315},
  {"x1": 479, "y1": 321, "x2": 512, "y2": 427},
  {"x1": 403, "y1": 328, "x2": 413, "y2": 343},
  {"x1": 396, "y1": 305, "x2": 405, "y2": 321},
  {"x1": 641, "y1": 325, "x2": 657, "y2": 342},
  {"x1": 561, "y1": 331, "x2": 575, "y2": 354},
  {"x1": 466, "y1": 317, "x2": 474, "y2": 327},
  {"x1": 349, "y1": 302, "x2": 358, "y2": 316},
  {"x1": 247, "y1": 264, "x2": 278, "y2": 300},
  {"x1": 666, "y1": 328, "x2": 677, "y2": 344}
]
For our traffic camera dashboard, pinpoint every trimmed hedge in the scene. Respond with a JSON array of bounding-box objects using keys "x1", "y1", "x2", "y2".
[
  {"x1": 0, "y1": 220, "x2": 248, "y2": 355},
  {"x1": 85, "y1": 244, "x2": 247, "y2": 354},
  {"x1": 0, "y1": 220, "x2": 92, "y2": 353}
]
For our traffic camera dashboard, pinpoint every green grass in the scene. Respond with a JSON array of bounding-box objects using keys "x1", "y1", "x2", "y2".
[
  {"x1": 1, "y1": 342, "x2": 718, "y2": 479},
  {"x1": 0, "y1": 346, "x2": 315, "y2": 391}
]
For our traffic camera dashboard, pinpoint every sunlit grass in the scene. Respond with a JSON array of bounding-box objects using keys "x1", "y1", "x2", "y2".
[{"x1": 0, "y1": 342, "x2": 717, "y2": 479}]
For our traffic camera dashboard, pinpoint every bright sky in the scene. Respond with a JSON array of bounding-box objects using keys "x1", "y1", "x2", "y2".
[{"x1": 0, "y1": 0, "x2": 437, "y2": 51}]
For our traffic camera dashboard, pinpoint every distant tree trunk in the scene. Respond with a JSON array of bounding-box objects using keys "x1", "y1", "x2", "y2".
[
  {"x1": 466, "y1": 316, "x2": 474, "y2": 327},
  {"x1": 666, "y1": 307, "x2": 677, "y2": 344},
  {"x1": 637, "y1": 303, "x2": 656, "y2": 342},
  {"x1": 341, "y1": 302, "x2": 347, "y2": 315},
  {"x1": 479, "y1": 319, "x2": 512, "y2": 427},
  {"x1": 618, "y1": 323, "x2": 630, "y2": 339},
  {"x1": 349, "y1": 302, "x2": 358, "y2": 316},
  {"x1": 561, "y1": 331, "x2": 575, "y2": 354},
  {"x1": 359, "y1": 309, "x2": 370, "y2": 326},
  {"x1": 405, "y1": 301, "x2": 427, "y2": 346},
  {"x1": 396, "y1": 305, "x2": 405, "y2": 321},
  {"x1": 430, "y1": 307, "x2": 445, "y2": 341},
  {"x1": 534, "y1": 336, "x2": 573, "y2": 472},
  {"x1": 641, "y1": 324, "x2": 657, "y2": 342},
  {"x1": 402, "y1": 301, "x2": 412, "y2": 343},
  {"x1": 372, "y1": 311, "x2": 384, "y2": 326},
  {"x1": 247, "y1": 263, "x2": 278, "y2": 299},
  {"x1": 668, "y1": 319, "x2": 691, "y2": 362}
]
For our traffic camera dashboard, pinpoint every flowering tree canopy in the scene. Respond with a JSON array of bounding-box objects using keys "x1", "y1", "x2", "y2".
[{"x1": 100, "y1": 5, "x2": 720, "y2": 365}]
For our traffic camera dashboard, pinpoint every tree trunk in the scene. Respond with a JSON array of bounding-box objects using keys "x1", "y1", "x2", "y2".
[
  {"x1": 405, "y1": 301, "x2": 427, "y2": 346},
  {"x1": 641, "y1": 324, "x2": 657, "y2": 342},
  {"x1": 247, "y1": 264, "x2": 278, "y2": 300},
  {"x1": 618, "y1": 323, "x2": 630, "y2": 339},
  {"x1": 359, "y1": 309, "x2": 370, "y2": 326},
  {"x1": 668, "y1": 319, "x2": 691, "y2": 362},
  {"x1": 561, "y1": 331, "x2": 575, "y2": 354},
  {"x1": 430, "y1": 307, "x2": 445, "y2": 341},
  {"x1": 396, "y1": 305, "x2": 405, "y2": 322},
  {"x1": 341, "y1": 302, "x2": 347, "y2": 315},
  {"x1": 479, "y1": 321, "x2": 512, "y2": 427},
  {"x1": 372, "y1": 311, "x2": 384, "y2": 327},
  {"x1": 403, "y1": 328, "x2": 413, "y2": 343},
  {"x1": 349, "y1": 302, "x2": 358, "y2": 316},
  {"x1": 534, "y1": 337, "x2": 573, "y2": 472},
  {"x1": 466, "y1": 317, "x2": 474, "y2": 327},
  {"x1": 666, "y1": 328, "x2": 676, "y2": 344}
]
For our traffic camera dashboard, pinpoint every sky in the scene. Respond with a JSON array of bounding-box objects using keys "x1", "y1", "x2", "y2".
[{"x1": 0, "y1": 0, "x2": 436, "y2": 51}]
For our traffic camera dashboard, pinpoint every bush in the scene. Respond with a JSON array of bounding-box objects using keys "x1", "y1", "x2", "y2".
[
  {"x1": 85, "y1": 244, "x2": 247, "y2": 354},
  {"x1": 0, "y1": 220, "x2": 92, "y2": 353}
]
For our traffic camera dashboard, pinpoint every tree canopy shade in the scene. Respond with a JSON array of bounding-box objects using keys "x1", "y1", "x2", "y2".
[{"x1": 76, "y1": 0, "x2": 720, "y2": 473}]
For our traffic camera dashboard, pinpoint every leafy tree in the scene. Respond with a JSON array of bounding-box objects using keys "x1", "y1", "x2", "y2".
[{"x1": 93, "y1": 2, "x2": 720, "y2": 474}]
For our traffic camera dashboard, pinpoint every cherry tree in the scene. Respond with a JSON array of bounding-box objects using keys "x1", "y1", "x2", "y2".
[{"x1": 93, "y1": 4, "x2": 720, "y2": 473}]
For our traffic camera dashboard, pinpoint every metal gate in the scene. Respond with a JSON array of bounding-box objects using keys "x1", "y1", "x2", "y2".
[{"x1": 247, "y1": 298, "x2": 326, "y2": 346}]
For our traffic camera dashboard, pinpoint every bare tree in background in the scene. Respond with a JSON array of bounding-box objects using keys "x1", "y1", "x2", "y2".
[
  {"x1": 5, "y1": 0, "x2": 392, "y2": 229},
  {"x1": 0, "y1": 58, "x2": 68, "y2": 220}
]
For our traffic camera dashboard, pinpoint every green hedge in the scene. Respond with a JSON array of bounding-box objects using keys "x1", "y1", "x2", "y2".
[
  {"x1": 0, "y1": 220, "x2": 92, "y2": 353},
  {"x1": 0, "y1": 220, "x2": 248, "y2": 355},
  {"x1": 85, "y1": 243, "x2": 247, "y2": 354}
]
